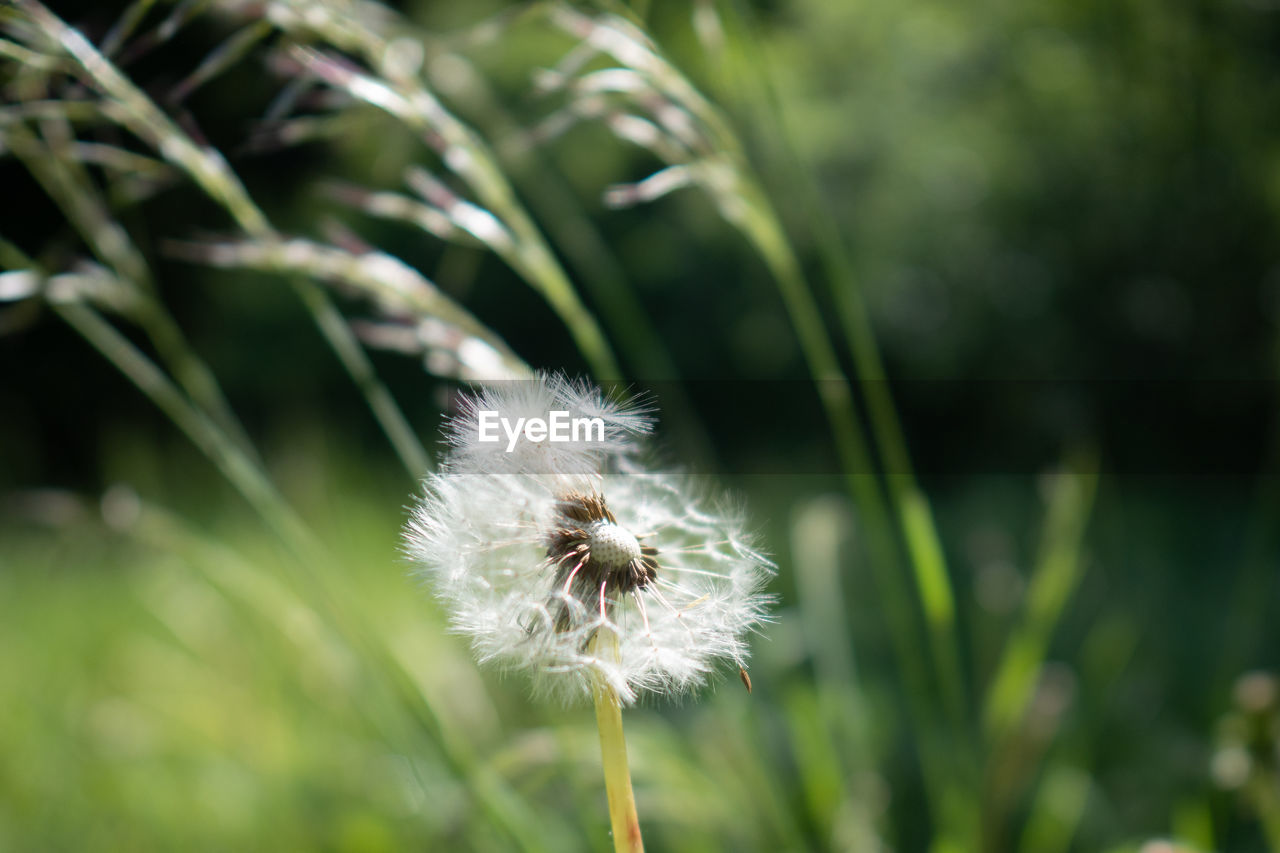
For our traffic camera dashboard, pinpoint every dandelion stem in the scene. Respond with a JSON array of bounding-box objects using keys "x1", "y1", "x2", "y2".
[{"x1": 591, "y1": 631, "x2": 644, "y2": 853}]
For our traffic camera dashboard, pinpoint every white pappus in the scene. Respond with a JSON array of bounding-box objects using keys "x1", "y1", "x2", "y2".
[{"x1": 403, "y1": 374, "x2": 775, "y2": 705}]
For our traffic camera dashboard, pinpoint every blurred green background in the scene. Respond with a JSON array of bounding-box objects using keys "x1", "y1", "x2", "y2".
[{"x1": 2, "y1": 0, "x2": 1280, "y2": 850}]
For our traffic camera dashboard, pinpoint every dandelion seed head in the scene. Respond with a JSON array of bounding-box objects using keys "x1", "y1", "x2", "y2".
[
  {"x1": 404, "y1": 374, "x2": 774, "y2": 705},
  {"x1": 586, "y1": 521, "x2": 641, "y2": 568}
]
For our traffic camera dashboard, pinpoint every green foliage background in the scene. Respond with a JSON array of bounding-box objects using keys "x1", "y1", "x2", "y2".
[{"x1": 2, "y1": 0, "x2": 1279, "y2": 851}]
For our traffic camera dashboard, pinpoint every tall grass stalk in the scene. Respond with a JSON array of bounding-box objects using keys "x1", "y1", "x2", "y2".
[
  {"x1": 704, "y1": 0, "x2": 968, "y2": 726},
  {"x1": 981, "y1": 460, "x2": 1098, "y2": 850},
  {"x1": 16, "y1": 0, "x2": 430, "y2": 478},
  {"x1": 707, "y1": 158, "x2": 980, "y2": 850},
  {"x1": 267, "y1": 2, "x2": 622, "y2": 380},
  {"x1": 983, "y1": 462, "x2": 1098, "y2": 739}
]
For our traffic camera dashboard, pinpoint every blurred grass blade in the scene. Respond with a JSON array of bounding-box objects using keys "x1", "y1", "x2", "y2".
[
  {"x1": 792, "y1": 494, "x2": 858, "y2": 688},
  {"x1": 292, "y1": 278, "x2": 433, "y2": 478},
  {"x1": 168, "y1": 20, "x2": 273, "y2": 104},
  {"x1": 705, "y1": 0, "x2": 967, "y2": 726},
  {"x1": 53, "y1": 300, "x2": 319, "y2": 562},
  {"x1": 984, "y1": 458, "x2": 1099, "y2": 739},
  {"x1": 1017, "y1": 765, "x2": 1091, "y2": 853}
]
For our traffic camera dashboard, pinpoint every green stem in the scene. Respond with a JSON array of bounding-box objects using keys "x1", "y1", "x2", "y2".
[
  {"x1": 291, "y1": 277, "x2": 432, "y2": 479},
  {"x1": 54, "y1": 302, "x2": 318, "y2": 561},
  {"x1": 591, "y1": 631, "x2": 644, "y2": 853}
]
